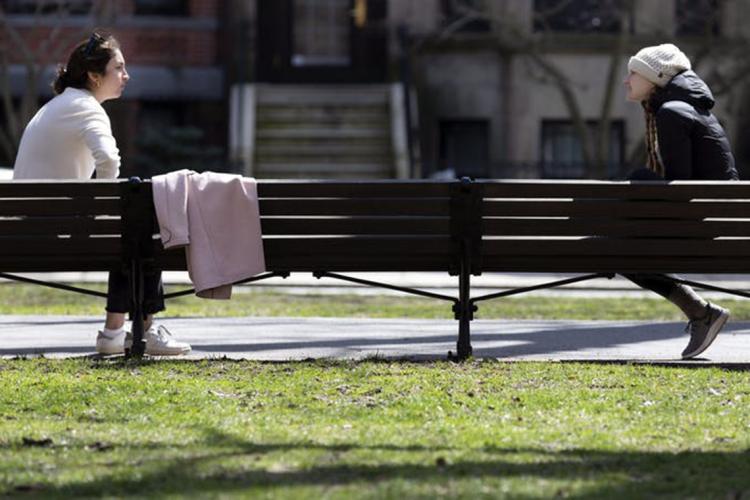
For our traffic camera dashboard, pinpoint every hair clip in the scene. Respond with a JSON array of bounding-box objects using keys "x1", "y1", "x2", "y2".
[{"x1": 83, "y1": 33, "x2": 101, "y2": 57}]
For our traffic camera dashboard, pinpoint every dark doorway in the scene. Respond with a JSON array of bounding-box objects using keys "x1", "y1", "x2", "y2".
[
  {"x1": 257, "y1": 0, "x2": 387, "y2": 83},
  {"x1": 440, "y1": 120, "x2": 490, "y2": 179}
]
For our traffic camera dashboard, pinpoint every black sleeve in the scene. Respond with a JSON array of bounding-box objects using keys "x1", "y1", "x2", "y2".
[{"x1": 655, "y1": 105, "x2": 694, "y2": 180}]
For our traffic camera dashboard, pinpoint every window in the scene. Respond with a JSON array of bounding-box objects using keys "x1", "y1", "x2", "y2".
[
  {"x1": 134, "y1": 0, "x2": 189, "y2": 16},
  {"x1": 292, "y1": 0, "x2": 351, "y2": 66},
  {"x1": 676, "y1": 0, "x2": 721, "y2": 36},
  {"x1": 442, "y1": 0, "x2": 491, "y2": 33},
  {"x1": 533, "y1": 0, "x2": 624, "y2": 33},
  {"x1": 4, "y1": 0, "x2": 92, "y2": 15},
  {"x1": 439, "y1": 120, "x2": 489, "y2": 178},
  {"x1": 541, "y1": 120, "x2": 624, "y2": 179}
]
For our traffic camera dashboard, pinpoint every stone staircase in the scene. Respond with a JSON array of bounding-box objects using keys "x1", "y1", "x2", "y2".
[{"x1": 252, "y1": 84, "x2": 401, "y2": 179}]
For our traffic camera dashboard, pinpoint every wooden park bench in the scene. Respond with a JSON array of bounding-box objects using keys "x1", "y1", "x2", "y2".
[{"x1": 1, "y1": 178, "x2": 749, "y2": 360}]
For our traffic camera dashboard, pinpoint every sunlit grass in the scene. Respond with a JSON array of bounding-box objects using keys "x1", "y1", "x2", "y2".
[{"x1": 1, "y1": 358, "x2": 749, "y2": 498}]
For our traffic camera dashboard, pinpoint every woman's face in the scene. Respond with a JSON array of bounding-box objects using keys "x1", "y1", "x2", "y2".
[
  {"x1": 624, "y1": 71, "x2": 655, "y2": 102},
  {"x1": 89, "y1": 49, "x2": 129, "y2": 102}
]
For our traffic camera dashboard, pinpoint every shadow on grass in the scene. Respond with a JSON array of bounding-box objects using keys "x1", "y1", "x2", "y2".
[{"x1": 5, "y1": 428, "x2": 750, "y2": 498}]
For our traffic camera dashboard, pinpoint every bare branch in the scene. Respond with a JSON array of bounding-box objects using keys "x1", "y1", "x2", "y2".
[
  {"x1": 528, "y1": 51, "x2": 594, "y2": 167},
  {"x1": 0, "y1": 6, "x2": 38, "y2": 63},
  {"x1": 594, "y1": 2, "x2": 631, "y2": 178},
  {"x1": 0, "y1": 0, "x2": 122, "y2": 162}
]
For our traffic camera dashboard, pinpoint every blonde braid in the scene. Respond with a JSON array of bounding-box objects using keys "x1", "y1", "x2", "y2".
[{"x1": 642, "y1": 101, "x2": 665, "y2": 177}]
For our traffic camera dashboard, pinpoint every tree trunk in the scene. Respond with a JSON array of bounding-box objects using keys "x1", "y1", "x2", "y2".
[{"x1": 592, "y1": 5, "x2": 630, "y2": 179}]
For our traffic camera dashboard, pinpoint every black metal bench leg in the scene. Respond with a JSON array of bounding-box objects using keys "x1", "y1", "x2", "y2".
[
  {"x1": 127, "y1": 259, "x2": 146, "y2": 358},
  {"x1": 452, "y1": 249, "x2": 474, "y2": 361}
]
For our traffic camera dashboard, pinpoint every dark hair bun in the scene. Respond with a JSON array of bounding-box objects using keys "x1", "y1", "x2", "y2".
[{"x1": 52, "y1": 66, "x2": 70, "y2": 95}]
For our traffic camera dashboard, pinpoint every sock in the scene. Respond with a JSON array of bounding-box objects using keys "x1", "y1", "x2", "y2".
[
  {"x1": 101, "y1": 326, "x2": 125, "y2": 338},
  {"x1": 667, "y1": 284, "x2": 708, "y2": 320}
]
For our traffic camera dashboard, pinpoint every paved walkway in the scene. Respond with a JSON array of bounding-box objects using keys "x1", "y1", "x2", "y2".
[
  {"x1": 3, "y1": 271, "x2": 750, "y2": 363},
  {"x1": 2, "y1": 315, "x2": 750, "y2": 364}
]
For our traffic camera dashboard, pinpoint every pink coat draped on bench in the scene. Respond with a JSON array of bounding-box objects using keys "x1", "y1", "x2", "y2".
[{"x1": 152, "y1": 170, "x2": 266, "y2": 299}]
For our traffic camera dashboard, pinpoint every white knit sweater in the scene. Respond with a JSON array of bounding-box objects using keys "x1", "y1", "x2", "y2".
[{"x1": 13, "y1": 87, "x2": 120, "y2": 180}]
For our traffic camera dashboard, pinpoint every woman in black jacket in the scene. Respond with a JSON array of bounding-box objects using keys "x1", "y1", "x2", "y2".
[{"x1": 623, "y1": 43, "x2": 738, "y2": 359}]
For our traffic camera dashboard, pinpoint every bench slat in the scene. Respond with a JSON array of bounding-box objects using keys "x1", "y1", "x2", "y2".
[
  {"x1": 0, "y1": 217, "x2": 121, "y2": 236},
  {"x1": 0, "y1": 181, "x2": 122, "y2": 198},
  {"x1": 483, "y1": 238, "x2": 750, "y2": 257},
  {"x1": 153, "y1": 250, "x2": 451, "y2": 272},
  {"x1": 483, "y1": 218, "x2": 750, "y2": 238},
  {"x1": 0, "y1": 198, "x2": 122, "y2": 217},
  {"x1": 260, "y1": 198, "x2": 450, "y2": 216},
  {"x1": 262, "y1": 236, "x2": 452, "y2": 255},
  {"x1": 153, "y1": 237, "x2": 451, "y2": 258},
  {"x1": 482, "y1": 180, "x2": 750, "y2": 200},
  {"x1": 484, "y1": 200, "x2": 750, "y2": 219},
  {"x1": 258, "y1": 181, "x2": 452, "y2": 198},
  {"x1": 261, "y1": 217, "x2": 449, "y2": 235},
  {"x1": 0, "y1": 236, "x2": 121, "y2": 255}
]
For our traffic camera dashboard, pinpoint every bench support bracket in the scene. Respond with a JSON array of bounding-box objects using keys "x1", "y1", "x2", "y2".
[
  {"x1": 313, "y1": 271, "x2": 457, "y2": 303},
  {"x1": 654, "y1": 274, "x2": 750, "y2": 300},
  {"x1": 0, "y1": 273, "x2": 108, "y2": 298},
  {"x1": 162, "y1": 272, "x2": 291, "y2": 300},
  {"x1": 470, "y1": 273, "x2": 616, "y2": 304},
  {"x1": 313, "y1": 270, "x2": 479, "y2": 361}
]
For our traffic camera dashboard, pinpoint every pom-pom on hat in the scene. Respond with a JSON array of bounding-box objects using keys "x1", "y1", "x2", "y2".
[{"x1": 628, "y1": 43, "x2": 691, "y2": 87}]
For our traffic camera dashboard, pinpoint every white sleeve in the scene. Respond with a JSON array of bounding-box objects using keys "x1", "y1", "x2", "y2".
[{"x1": 79, "y1": 107, "x2": 121, "y2": 179}]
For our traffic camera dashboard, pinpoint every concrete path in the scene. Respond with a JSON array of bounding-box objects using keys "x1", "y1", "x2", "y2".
[{"x1": 2, "y1": 315, "x2": 750, "y2": 364}]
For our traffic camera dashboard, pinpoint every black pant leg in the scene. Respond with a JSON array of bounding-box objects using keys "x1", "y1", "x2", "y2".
[{"x1": 106, "y1": 268, "x2": 165, "y2": 316}]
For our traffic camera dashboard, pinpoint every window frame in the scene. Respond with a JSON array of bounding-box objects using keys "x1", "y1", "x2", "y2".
[
  {"x1": 133, "y1": 0, "x2": 189, "y2": 17},
  {"x1": 532, "y1": 0, "x2": 626, "y2": 34},
  {"x1": 540, "y1": 119, "x2": 626, "y2": 179}
]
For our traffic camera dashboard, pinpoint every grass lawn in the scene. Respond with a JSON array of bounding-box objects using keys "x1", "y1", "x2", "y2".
[
  {"x1": 2, "y1": 284, "x2": 750, "y2": 497},
  {"x1": 1, "y1": 359, "x2": 750, "y2": 498}
]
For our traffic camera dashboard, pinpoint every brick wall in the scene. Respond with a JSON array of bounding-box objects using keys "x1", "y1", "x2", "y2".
[
  {"x1": 118, "y1": 29, "x2": 218, "y2": 65},
  {"x1": 1, "y1": 0, "x2": 223, "y2": 66},
  {"x1": 190, "y1": 0, "x2": 220, "y2": 17}
]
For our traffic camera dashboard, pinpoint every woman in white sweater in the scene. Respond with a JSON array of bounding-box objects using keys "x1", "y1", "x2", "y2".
[{"x1": 14, "y1": 31, "x2": 190, "y2": 356}]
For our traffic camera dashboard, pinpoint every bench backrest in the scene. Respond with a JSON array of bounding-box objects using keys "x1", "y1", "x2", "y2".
[
  {"x1": 481, "y1": 180, "x2": 750, "y2": 274},
  {"x1": 151, "y1": 180, "x2": 466, "y2": 273},
  {"x1": 0, "y1": 180, "x2": 125, "y2": 272},
  {"x1": 3, "y1": 179, "x2": 750, "y2": 277}
]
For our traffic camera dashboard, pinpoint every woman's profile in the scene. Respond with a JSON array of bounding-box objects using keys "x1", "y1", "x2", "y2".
[
  {"x1": 623, "y1": 43, "x2": 738, "y2": 359},
  {"x1": 13, "y1": 31, "x2": 190, "y2": 356}
]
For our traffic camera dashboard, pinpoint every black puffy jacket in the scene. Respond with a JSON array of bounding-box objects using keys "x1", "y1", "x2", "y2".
[{"x1": 649, "y1": 70, "x2": 739, "y2": 180}]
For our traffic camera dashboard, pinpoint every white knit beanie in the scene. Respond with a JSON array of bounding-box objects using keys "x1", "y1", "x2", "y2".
[{"x1": 628, "y1": 43, "x2": 691, "y2": 87}]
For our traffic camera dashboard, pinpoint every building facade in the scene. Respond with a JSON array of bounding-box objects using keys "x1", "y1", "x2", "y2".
[
  {"x1": 400, "y1": 0, "x2": 750, "y2": 179},
  {"x1": 1, "y1": 0, "x2": 227, "y2": 178},
  {"x1": 3, "y1": 0, "x2": 749, "y2": 179}
]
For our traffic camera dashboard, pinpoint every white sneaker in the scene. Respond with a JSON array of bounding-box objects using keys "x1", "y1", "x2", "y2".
[
  {"x1": 95, "y1": 328, "x2": 126, "y2": 355},
  {"x1": 125, "y1": 325, "x2": 191, "y2": 356}
]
